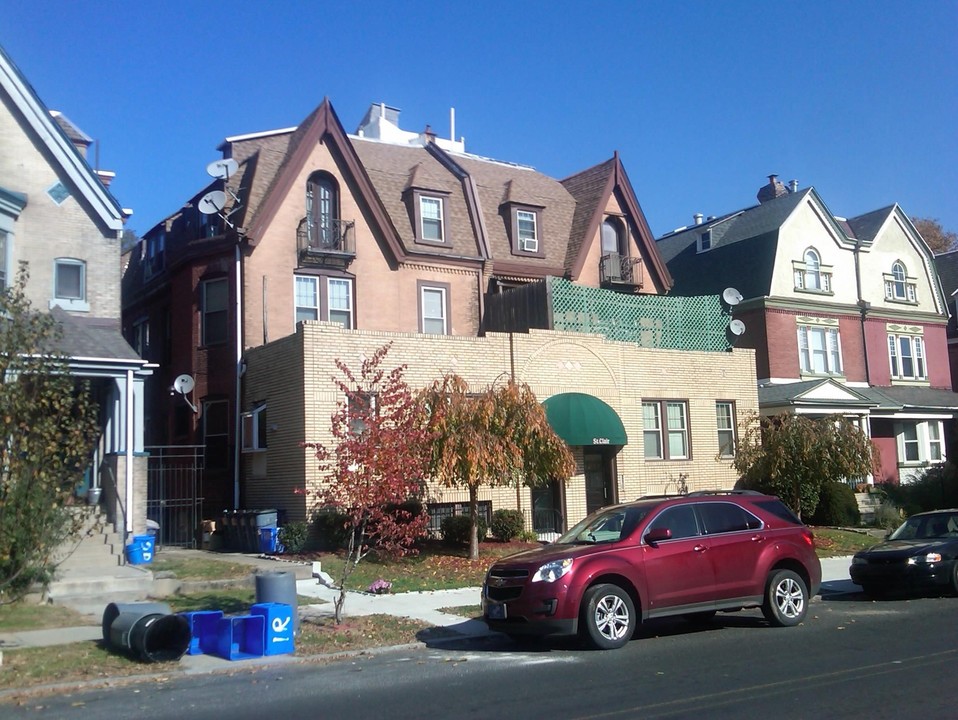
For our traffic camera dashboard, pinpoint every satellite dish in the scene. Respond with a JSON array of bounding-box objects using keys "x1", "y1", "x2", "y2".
[
  {"x1": 728, "y1": 319, "x2": 746, "y2": 336},
  {"x1": 198, "y1": 190, "x2": 227, "y2": 215},
  {"x1": 722, "y1": 287, "x2": 743, "y2": 306},
  {"x1": 173, "y1": 374, "x2": 195, "y2": 395},
  {"x1": 206, "y1": 158, "x2": 238, "y2": 180}
]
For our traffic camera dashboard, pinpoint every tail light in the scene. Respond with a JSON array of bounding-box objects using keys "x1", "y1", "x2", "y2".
[{"x1": 801, "y1": 528, "x2": 815, "y2": 548}]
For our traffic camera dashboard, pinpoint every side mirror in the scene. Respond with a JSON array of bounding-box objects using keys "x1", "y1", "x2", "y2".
[{"x1": 645, "y1": 527, "x2": 672, "y2": 546}]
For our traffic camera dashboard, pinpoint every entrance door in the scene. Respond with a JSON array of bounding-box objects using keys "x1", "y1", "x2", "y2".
[{"x1": 585, "y1": 450, "x2": 614, "y2": 515}]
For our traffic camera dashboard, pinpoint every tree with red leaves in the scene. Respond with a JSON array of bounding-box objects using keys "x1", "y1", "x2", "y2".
[
  {"x1": 306, "y1": 344, "x2": 433, "y2": 623},
  {"x1": 423, "y1": 374, "x2": 576, "y2": 560}
]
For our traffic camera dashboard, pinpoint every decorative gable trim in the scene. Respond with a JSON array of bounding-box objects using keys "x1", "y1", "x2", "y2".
[
  {"x1": 245, "y1": 99, "x2": 405, "y2": 264},
  {"x1": 0, "y1": 46, "x2": 123, "y2": 231},
  {"x1": 568, "y1": 153, "x2": 673, "y2": 291}
]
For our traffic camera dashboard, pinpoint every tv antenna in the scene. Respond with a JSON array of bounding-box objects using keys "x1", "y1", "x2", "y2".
[
  {"x1": 198, "y1": 158, "x2": 243, "y2": 228},
  {"x1": 171, "y1": 374, "x2": 198, "y2": 413}
]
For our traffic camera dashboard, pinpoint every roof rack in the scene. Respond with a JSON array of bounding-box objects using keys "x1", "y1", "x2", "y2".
[
  {"x1": 686, "y1": 489, "x2": 765, "y2": 497},
  {"x1": 636, "y1": 493, "x2": 687, "y2": 500}
]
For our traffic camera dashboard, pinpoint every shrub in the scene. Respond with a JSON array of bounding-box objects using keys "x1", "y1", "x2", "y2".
[
  {"x1": 440, "y1": 514, "x2": 488, "y2": 545},
  {"x1": 313, "y1": 511, "x2": 351, "y2": 550},
  {"x1": 808, "y1": 481, "x2": 861, "y2": 527},
  {"x1": 873, "y1": 501, "x2": 903, "y2": 531},
  {"x1": 277, "y1": 521, "x2": 309, "y2": 554},
  {"x1": 881, "y1": 465, "x2": 958, "y2": 515},
  {"x1": 518, "y1": 530, "x2": 540, "y2": 543},
  {"x1": 490, "y1": 509, "x2": 525, "y2": 542}
]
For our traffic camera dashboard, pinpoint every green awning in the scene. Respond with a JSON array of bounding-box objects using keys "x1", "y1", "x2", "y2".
[{"x1": 541, "y1": 393, "x2": 628, "y2": 447}]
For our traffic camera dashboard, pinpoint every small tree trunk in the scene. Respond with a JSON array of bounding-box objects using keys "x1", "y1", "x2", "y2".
[
  {"x1": 469, "y1": 485, "x2": 480, "y2": 561},
  {"x1": 334, "y1": 523, "x2": 360, "y2": 624}
]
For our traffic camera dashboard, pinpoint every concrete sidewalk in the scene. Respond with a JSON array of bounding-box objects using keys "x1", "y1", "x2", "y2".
[{"x1": 0, "y1": 556, "x2": 858, "y2": 656}]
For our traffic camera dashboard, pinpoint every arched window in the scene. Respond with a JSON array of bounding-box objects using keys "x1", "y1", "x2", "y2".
[
  {"x1": 885, "y1": 261, "x2": 917, "y2": 302},
  {"x1": 892, "y1": 261, "x2": 906, "y2": 297},
  {"x1": 804, "y1": 249, "x2": 821, "y2": 290},
  {"x1": 794, "y1": 247, "x2": 831, "y2": 292},
  {"x1": 601, "y1": 217, "x2": 625, "y2": 256},
  {"x1": 306, "y1": 173, "x2": 338, "y2": 249}
]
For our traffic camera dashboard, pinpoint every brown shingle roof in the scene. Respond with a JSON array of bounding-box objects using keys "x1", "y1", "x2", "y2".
[{"x1": 561, "y1": 158, "x2": 615, "y2": 271}]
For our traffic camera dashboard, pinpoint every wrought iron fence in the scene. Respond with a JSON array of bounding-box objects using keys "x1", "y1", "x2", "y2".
[{"x1": 146, "y1": 445, "x2": 204, "y2": 548}]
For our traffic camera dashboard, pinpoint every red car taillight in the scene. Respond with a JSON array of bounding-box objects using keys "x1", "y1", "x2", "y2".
[{"x1": 801, "y1": 528, "x2": 815, "y2": 548}]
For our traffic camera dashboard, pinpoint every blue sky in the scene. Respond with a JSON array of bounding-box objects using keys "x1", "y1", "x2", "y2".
[{"x1": 3, "y1": 1, "x2": 956, "y2": 238}]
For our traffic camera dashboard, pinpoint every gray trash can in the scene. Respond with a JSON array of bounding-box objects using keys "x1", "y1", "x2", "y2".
[
  {"x1": 101, "y1": 601, "x2": 190, "y2": 662},
  {"x1": 255, "y1": 571, "x2": 299, "y2": 636}
]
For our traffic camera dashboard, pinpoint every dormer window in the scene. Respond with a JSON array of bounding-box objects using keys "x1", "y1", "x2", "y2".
[
  {"x1": 793, "y1": 248, "x2": 833, "y2": 294},
  {"x1": 698, "y1": 229, "x2": 712, "y2": 253},
  {"x1": 506, "y1": 204, "x2": 544, "y2": 257},
  {"x1": 407, "y1": 188, "x2": 451, "y2": 246},
  {"x1": 885, "y1": 261, "x2": 917, "y2": 302}
]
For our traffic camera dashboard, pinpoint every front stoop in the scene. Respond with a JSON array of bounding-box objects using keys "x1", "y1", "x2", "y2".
[
  {"x1": 45, "y1": 507, "x2": 154, "y2": 618},
  {"x1": 855, "y1": 492, "x2": 883, "y2": 524}
]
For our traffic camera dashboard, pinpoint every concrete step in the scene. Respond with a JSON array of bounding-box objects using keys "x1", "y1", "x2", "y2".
[{"x1": 47, "y1": 565, "x2": 154, "y2": 611}]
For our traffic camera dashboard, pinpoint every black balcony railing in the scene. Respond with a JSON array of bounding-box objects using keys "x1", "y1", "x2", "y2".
[
  {"x1": 296, "y1": 217, "x2": 356, "y2": 267},
  {"x1": 600, "y1": 253, "x2": 643, "y2": 288}
]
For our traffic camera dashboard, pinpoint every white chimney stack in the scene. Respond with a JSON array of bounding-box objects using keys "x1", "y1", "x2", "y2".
[
  {"x1": 694, "y1": 213, "x2": 704, "y2": 225},
  {"x1": 450, "y1": 107, "x2": 455, "y2": 142}
]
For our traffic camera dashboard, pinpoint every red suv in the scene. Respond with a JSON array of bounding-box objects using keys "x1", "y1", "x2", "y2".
[{"x1": 482, "y1": 491, "x2": 821, "y2": 649}]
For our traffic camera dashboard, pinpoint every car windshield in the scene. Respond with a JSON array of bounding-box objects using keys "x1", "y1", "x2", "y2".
[
  {"x1": 556, "y1": 505, "x2": 654, "y2": 545},
  {"x1": 888, "y1": 512, "x2": 958, "y2": 541}
]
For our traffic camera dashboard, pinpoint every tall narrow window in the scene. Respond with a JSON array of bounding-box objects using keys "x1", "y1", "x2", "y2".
[
  {"x1": 132, "y1": 317, "x2": 150, "y2": 359},
  {"x1": 888, "y1": 333, "x2": 926, "y2": 380},
  {"x1": 891, "y1": 262, "x2": 907, "y2": 299},
  {"x1": 328, "y1": 278, "x2": 353, "y2": 328},
  {"x1": 307, "y1": 173, "x2": 338, "y2": 249},
  {"x1": 716, "y1": 401, "x2": 736, "y2": 457},
  {"x1": 929, "y1": 422, "x2": 944, "y2": 462},
  {"x1": 643, "y1": 400, "x2": 690, "y2": 460},
  {"x1": 642, "y1": 402, "x2": 662, "y2": 459},
  {"x1": 666, "y1": 402, "x2": 689, "y2": 459},
  {"x1": 601, "y1": 217, "x2": 625, "y2": 255},
  {"x1": 295, "y1": 276, "x2": 319, "y2": 322},
  {"x1": 421, "y1": 285, "x2": 448, "y2": 335},
  {"x1": 420, "y1": 197, "x2": 444, "y2": 241},
  {"x1": 201, "y1": 278, "x2": 228, "y2": 345},
  {"x1": 517, "y1": 210, "x2": 538, "y2": 252}
]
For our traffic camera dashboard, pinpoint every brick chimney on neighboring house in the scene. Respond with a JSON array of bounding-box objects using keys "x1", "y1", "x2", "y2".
[{"x1": 757, "y1": 174, "x2": 789, "y2": 203}]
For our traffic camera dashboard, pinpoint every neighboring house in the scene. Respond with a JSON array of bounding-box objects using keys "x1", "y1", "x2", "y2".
[
  {"x1": 930, "y1": 248, "x2": 958, "y2": 391},
  {"x1": 657, "y1": 175, "x2": 957, "y2": 485},
  {"x1": 123, "y1": 99, "x2": 757, "y2": 538},
  {"x1": 0, "y1": 45, "x2": 152, "y2": 538}
]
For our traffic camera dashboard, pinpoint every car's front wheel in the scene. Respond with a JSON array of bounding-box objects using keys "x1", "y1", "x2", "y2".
[
  {"x1": 580, "y1": 583, "x2": 635, "y2": 650},
  {"x1": 762, "y1": 569, "x2": 808, "y2": 626}
]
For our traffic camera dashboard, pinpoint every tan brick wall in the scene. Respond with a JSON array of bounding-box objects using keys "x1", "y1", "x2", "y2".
[
  {"x1": 0, "y1": 105, "x2": 120, "y2": 318},
  {"x1": 243, "y1": 323, "x2": 758, "y2": 528}
]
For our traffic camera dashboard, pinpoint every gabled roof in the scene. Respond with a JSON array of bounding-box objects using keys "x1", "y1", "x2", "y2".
[
  {"x1": 845, "y1": 205, "x2": 893, "y2": 245},
  {"x1": 0, "y1": 44, "x2": 123, "y2": 231},
  {"x1": 561, "y1": 154, "x2": 672, "y2": 290},
  {"x1": 933, "y1": 249, "x2": 958, "y2": 299},
  {"x1": 757, "y1": 379, "x2": 884, "y2": 411}
]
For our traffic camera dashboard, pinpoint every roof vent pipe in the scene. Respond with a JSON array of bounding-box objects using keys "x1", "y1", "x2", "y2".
[
  {"x1": 789, "y1": 179, "x2": 799, "y2": 193},
  {"x1": 450, "y1": 107, "x2": 455, "y2": 142},
  {"x1": 693, "y1": 213, "x2": 704, "y2": 225}
]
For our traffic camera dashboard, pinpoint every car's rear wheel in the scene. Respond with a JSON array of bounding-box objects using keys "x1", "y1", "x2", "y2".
[
  {"x1": 762, "y1": 569, "x2": 808, "y2": 626},
  {"x1": 580, "y1": 583, "x2": 635, "y2": 650}
]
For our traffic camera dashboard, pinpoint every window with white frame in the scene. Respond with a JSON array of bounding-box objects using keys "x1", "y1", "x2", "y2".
[
  {"x1": 643, "y1": 400, "x2": 690, "y2": 460},
  {"x1": 884, "y1": 261, "x2": 917, "y2": 302},
  {"x1": 888, "y1": 333, "x2": 926, "y2": 380},
  {"x1": 201, "y1": 277, "x2": 228, "y2": 345},
  {"x1": 793, "y1": 248, "x2": 832, "y2": 293},
  {"x1": 0, "y1": 230, "x2": 7, "y2": 292},
  {"x1": 241, "y1": 404, "x2": 267, "y2": 452},
  {"x1": 420, "y1": 196, "x2": 444, "y2": 241},
  {"x1": 797, "y1": 324, "x2": 842, "y2": 375},
  {"x1": 716, "y1": 401, "x2": 736, "y2": 457},
  {"x1": 328, "y1": 278, "x2": 353, "y2": 328},
  {"x1": 517, "y1": 210, "x2": 538, "y2": 252},
  {"x1": 53, "y1": 258, "x2": 88, "y2": 310},
  {"x1": 295, "y1": 275, "x2": 353, "y2": 328},
  {"x1": 897, "y1": 420, "x2": 946, "y2": 465},
  {"x1": 420, "y1": 284, "x2": 448, "y2": 335}
]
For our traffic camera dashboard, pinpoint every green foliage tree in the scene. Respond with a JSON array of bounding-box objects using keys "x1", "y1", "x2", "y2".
[
  {"x1": 305, "y1": 343, "x2": 433, "y2": 623},
  {"x1": 422, "y1": 374, "x2": 576, "y2": 560},
  {"x1": 732, "y1": 412, "x2": 878, "y2": 519},
  {"x1": 912, "y1": 217, "x2": 957, "y2": 254},
  {"x1": 0, "y1": 266, "x2": 99, "y2": 604}
]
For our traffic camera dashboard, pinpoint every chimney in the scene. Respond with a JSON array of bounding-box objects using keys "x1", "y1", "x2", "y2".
[
  {"x1": 789, "y1": 179, "x2": 799, "y2": 193},
  {"x1": 757, "y1": 174, "x2": 788, "y2": 203},
  {"x1": 424, "y1": 124, "x2": 436, "y2": 144},
  {"x1": 693, "y1": 213, "x2": 704, "y2": 225}
]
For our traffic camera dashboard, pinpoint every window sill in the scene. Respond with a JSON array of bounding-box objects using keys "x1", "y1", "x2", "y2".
[
  {"x1": 798, "y1": 372, "x2": 846, "y2": 380},
  {"x1": 885, "y1": 298, "x2": 919, "y2": 306},
  {"x1": 50, "y1": 298, "x2": 89, "y2": 312},
  {"x1": 793, "y1": 288, "x2": 834, "y2": 296},
  {"x1": 414, "y1": 236, "x2": 452, "y2": 248},
  {"x1": 889, "y1": 378, "x2": 929, "y2": 386}
]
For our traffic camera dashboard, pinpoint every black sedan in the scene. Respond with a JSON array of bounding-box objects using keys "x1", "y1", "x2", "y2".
[{"x1": 850, "y1": 509, "x2": 958, "y2": 597}]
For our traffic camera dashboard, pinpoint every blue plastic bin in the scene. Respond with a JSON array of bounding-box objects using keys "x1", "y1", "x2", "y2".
[
  {"x1": 212, "y1": 614, "x2": 265, "y2": 661},
  {"x1": 126, "y1": 535, "x2": 155, "y2": 565},
  {"x1": 251, "y1": 602, "x2": 295, "y2": 656},
  {"x1": 179, "y1": 610, "x2": 224, "y2": 655},
  {"x1": 258, "y1": 527, "x2": 278, "y2": 554}
]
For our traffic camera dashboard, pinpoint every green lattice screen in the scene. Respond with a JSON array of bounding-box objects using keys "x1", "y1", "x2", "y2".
[{"x1": 548, "y1": 276, "x2": 730, "y2": 351}]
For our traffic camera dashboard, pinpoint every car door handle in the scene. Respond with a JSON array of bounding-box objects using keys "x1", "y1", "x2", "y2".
[
  {"x1": 693, "y1": 545, "x2": 708, "y2": 553},
  {"x1": 750, "y1": 535, "x2": 765, "y2": 542}
]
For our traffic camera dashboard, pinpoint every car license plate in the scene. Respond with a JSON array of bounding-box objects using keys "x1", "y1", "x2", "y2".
[{"x1": 486, "y1": 602, "x2": 507, "y2": 620}]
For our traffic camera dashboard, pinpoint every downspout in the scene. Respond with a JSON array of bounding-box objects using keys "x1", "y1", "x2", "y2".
[
  {"x1": 233, "y1": 244, "x2": 243, "y2": 509},
  {"x1": 125, "y1": 369, "x2": 134, "y2": 534}
]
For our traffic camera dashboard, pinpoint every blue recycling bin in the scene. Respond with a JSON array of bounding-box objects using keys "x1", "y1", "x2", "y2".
[
  {"x1": 251, "y1": 602, "x2": 295, "y2": 655},
  {"x1": 126, "y1": 535, "x2": 155, "y2": 565},
  {"x1": 178, "y1": 610, "x2": 224, "y2": 655},
  {"x1": 258, "y1": 527, "x2": 279, "y2": 554},
  {"x1": 212, "y1": 614, "x2": 265, "y2": 661}
]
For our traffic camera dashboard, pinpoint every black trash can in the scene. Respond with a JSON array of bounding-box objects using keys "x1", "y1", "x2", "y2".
[
  {"x1": 102, "y1": 601, "x2": 190, "y2": 662},
  {"x1": 255, "y1": 571, "x2": 299, "y2": 636}
]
